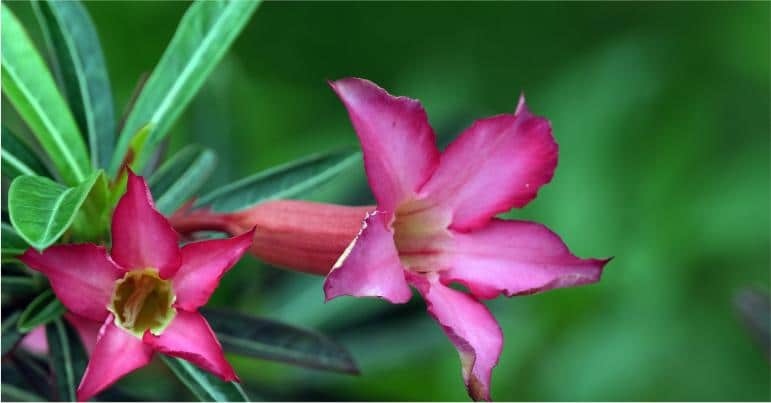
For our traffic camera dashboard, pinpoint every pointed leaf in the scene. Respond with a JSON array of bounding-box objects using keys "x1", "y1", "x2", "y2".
[
  {"x1": 201, "y1": 308, "x2": 358, "y2": 374},
  {"x1": 32, "y1": 0, "x2": 116, "y2": 170},
  {"x1": 2, "y1": 311, "x2": 24, "y2": 356},
  {"x1": 195, "y1": 150, "x2": 360, "y2": 213},
  {"x1": 17, "y1": 289, "x2": 66, "y2": 333},
  {"x1": 109, "y1": 0, "x2": 260, "y2": 175},
  {"x1": 8, "y1": 172, "x2": 100, "y2": 250},
  {"x1": 160, "y1": 356, "x2": 249, "y2": 402},
  {"x1": 1, "y1": 4, "x2": 90, "y2": 185},
  {"x1": 149, "y1": 145, "x2": 217, "y2": 215},
  {"x1": 46, "y1": 318, "x2": 88, "y2": 402},
  {"x1": 1, "y1": 126, "x2": 52, "y2": 180}
]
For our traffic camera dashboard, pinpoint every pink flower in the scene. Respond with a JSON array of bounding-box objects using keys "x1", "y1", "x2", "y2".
[
  {"x1": 20, "y1": 171, "x2": 254, "y2": 401},
  {"x1": 323, "y1": 78, "x2": 610, "y2": 401}
]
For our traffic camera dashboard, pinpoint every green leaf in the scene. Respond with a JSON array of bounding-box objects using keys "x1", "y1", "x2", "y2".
[
  {"x1": 32, "y1": 0, "x2": 116, "y2": 170},
  {"x1": 17, "y1": 289, "x2": 66, "y2": 333},
  {"x1": 46, "y1": 318, "x2": 88, "y2": 402},
  {"x1": 149, "y1": 145, "x2": 217, "y2": 215},
  {"x1": 8, "y1": 171, "x2": 100, "y2": 250},
  {"x1": 109, "y1": 0, "x2": 260, "y2": 176},
  {"x1": 202, "y1": 308, "x2": 359, "y2": 374},
  {"x1": 1, "y1": 4, "x2": 91, "y2": 186},
  {"x1": 69, "y1": 171, "x2": 111, "y2": 243},
  {"x1": 160, "y1": 356, "x2": 249, "y2": 402},
  {"x1": 2, "y1": 311, "x2": 24, "y2": 356},
  {"x1": 0, "y1": 384, "x2": 46, "y2": 402},
  {"x1": 195, "y1": 150, "x2": 360, "y2": 213},
  {"x1": 2, "y1": 222, "x2": 29, "y2": 260},
  {"x1": 1, "y1": 126, "x2": 51, "y2": 180},
  {"x1": 1, "y1": 275, "x2": 43, "y2": 298}
]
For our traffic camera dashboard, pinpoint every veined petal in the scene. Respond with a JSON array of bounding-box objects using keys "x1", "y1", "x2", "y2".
[
  {"x1": 173, "y1": 229, "x2": 254, "y2": 311},
  {"x1": 420, "y1": 96, "x2": 558, "y2": 230},
  {"x1": 77, "y1": 316, "x2": 154, "y2": 401},
  {"x1": 111, "y1": 171, "x2": 181, "y2": 278},
  {"x1": 408, "y1": 273, "x2": 502, "y2": 401},
  {"x1": 442, "y1": 219, "x2": 610, "y2": 299},
  {"x1": 323, "y1": 211, "x2": 412, "y2": 304},
  {"x1": 64, "y1": 313, "x2": 102, "y2": 356},
  {"x1": 330, "y1": 78, "x2": 440, "y2": 213},
  {"x1": 142, "y1": 310, "x2": 237, "y2": 381},
  {"x1": 20, "y1": 245, "x2": 121, "y2": 321}
]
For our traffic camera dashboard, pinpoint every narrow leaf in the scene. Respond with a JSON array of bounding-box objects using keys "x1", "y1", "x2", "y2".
[
  {"x1": 32, "y1": 0, "x2": 116, "y2": 170},
  {"x1": 8, "y1": 171, "x2": 100, "y2": 250},
  {"x1": 17, "y1": 289, "x2": 66, "y2": 333},
  {"x1": 110, "y1": 0, "x2": 260, "y2": 175},
  {"x1": 149, "y1": 145, "x2": 217, "y2": 215},
  {"x1": 1, "y1": 4, "x2": 91, "y2": 185},
  {"x1": 195, "y1": 150, "x2": 359, "y2": 213},
  {"x1": 46, "y1": 318, "x2": 88, "y2": 402},
  {"x1": 160, "y1": 356, "x2": 249, "y2": 402},
  {"x1": 2, "y1": 222, "x2": 29, "y2": 259},
  {"x1": 0, "y1": 384, "x2": 46, "y2": 402},
  {"x1": 202, "y1": 308, "x2": 359, "y2": 374},
  {"x1": 1, "y1": 126, "x2": 51, "y2": 180},
  {"x1": 2, "y1": 311, "x2": 24, "y2": 356},
  {"x1": 1, "y1": 275, "x2": 43, "y2": 298}
]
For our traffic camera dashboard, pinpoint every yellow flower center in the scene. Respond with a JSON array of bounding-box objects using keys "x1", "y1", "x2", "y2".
[
  {"x1": 109, "y1": 269, "x2": 176, "y2": 338},
  {"x1": 392, "y1": 199, "x2": 452, "y2": 273}
]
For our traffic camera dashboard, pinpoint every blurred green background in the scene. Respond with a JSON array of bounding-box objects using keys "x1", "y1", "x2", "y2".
[{"x1": 7, "y1": 1, "x2": 770, "y2": 401}]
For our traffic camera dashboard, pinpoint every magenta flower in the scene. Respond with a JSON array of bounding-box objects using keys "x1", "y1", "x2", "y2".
[
  {"x1": 323, "y1": 78, "x2": 610, "y2": 401},
  {"x1": 20, "y1": 172, "x2": 254, "y2": 401}
]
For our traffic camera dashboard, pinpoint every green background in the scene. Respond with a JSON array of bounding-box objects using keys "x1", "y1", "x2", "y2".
[{"x1": 6, "y1": 1, "x2": 770, "y2": 401}]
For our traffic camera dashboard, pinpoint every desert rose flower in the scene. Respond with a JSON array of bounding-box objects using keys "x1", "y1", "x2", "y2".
[
  {"x1": 323, "y1": 78, "x2": 610, "y2": 401},
  {"x1": 20, "y1": 171, "x2": 254, "y2": 401}
]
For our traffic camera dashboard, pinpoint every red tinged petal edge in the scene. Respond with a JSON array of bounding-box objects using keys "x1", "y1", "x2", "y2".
[
  {"x1": 20, "y1": 244, "x2": 122, "y2": 322},
  {"x1": 111, "y1": 171, "x2": 181, "y2": 278},
  {"x1": 142, "y1": 310, "x2": 238, "y2": 382}
]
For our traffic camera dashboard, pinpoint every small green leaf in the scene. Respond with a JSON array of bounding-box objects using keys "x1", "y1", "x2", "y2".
[
  {"x1": 0, "y1": 383, "x2": 46, "y2": 402},
  {"x1": 202, "y1": 308, "x2": 359, "y2": 374},
  {"x1": 32, "y1": 0, "x2": 116, "y2": 170},
  {"x1": 1, "y1": 126, "x2": 51, "y2": 180},
  {"x1": 149, "y1": 145, "x2": 217, "y2": 215},
  {"x1": 9, "y1": 171, "x2": 101, "y2": 250},
  {"x1": 109, "y1": 0, "x2": 261, "y2": 176},
  {"x1": 69, "y1": 171, "x2": 111, "y2": 243},
  {"x1": 195, "y1": 150, "x2": 360, "y2": 213},
  {"x1": 17, "y1": 289, "x2": 66, "y2": 333},
  {"x1": 46, "y1": 318, "x2": 88, "y2": 402},
  {"x1": 1, "y1": 4, "x2": 91, "y2": 185},
  {"x1": 160, "y1": 356, "x2": 249, "y2": 402},
  {"x1": 2, "y1": 311, "x2": 24, "y2": 356},
  {"x1": 2, "y1": 222, "x2": 29, "y2": 260}
]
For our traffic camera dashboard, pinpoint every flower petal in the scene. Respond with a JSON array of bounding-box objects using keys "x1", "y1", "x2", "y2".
[
  {"x1": 408, "y1": 273, "x2": 502, "y2": 401},
  {"x1": 173, "y1": 229, "x2": 254, "y2": 310},
  {"x1": 330, "y1": 78, "x2": 440, "y2": 213},
  {"x1": 323, "y1": 211, "x2": 412, "y2": 304},
  {"x1": 20, "y1": 326, "x2": 48, "y2": 355},
  {"x1": 442, "y1": 219, "x2": 610, "y2": 299},
  {"x1": 420, "y1": 96, "x2": 558, "y2": 230},
  {"x1": 64, "y1": 313, "x2": 102, "y2": 356},
  {"x1": 77, "y1": 315, "x2": 153, "y2": 401},
  {"x1": 20, "y1": 244, "x2": 121, "y2": 321},
  {"x1": 142, "y1": 310, "x2": 237, "y2": 381},
  {"x1": 111, "y1": 170, "x2": 181, "y2": 278}
]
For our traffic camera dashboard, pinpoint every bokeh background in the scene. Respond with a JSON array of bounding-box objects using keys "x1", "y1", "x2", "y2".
[{"x1": 7, "y1": 1, "x2": 770, "y2": 401}]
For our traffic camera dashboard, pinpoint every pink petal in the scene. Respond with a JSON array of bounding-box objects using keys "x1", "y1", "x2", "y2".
[
  {"x1": 77, "y1": 315, "x2": 154, "y2": 401},
  {"x1": 442, "y1": 219, "x2": 610, "y2": 299},
  {"x1": 323, "y1": 211, "x2": 412, "y2": 304},
  {"x1": 142, "y1": 310, "x2": 237, "y2": 381},
  {"x1": 408, "y1": 273, "x2": 502, "y2": 401},
  {"x1": 420, "y1": 96, "x2": 558, "y2": 230},
  {"x1": 111, "y1": 170, "x2": 181, "y2": 278},
  {"x1": 20, "y1": 326, "x2": 48, "y2": 355},
  {"x1": 64, "y1": 313, "x2": 102, "y2": 356},
  {"x1": 330, "y1": 78, "x2": 440, "y2": 213},
  {"x1": 172, "y1": 229, "x2": 254, "y2": 311},
  {"x1": 20, "y1": 245, "x2": 121, "y2": 321}
]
